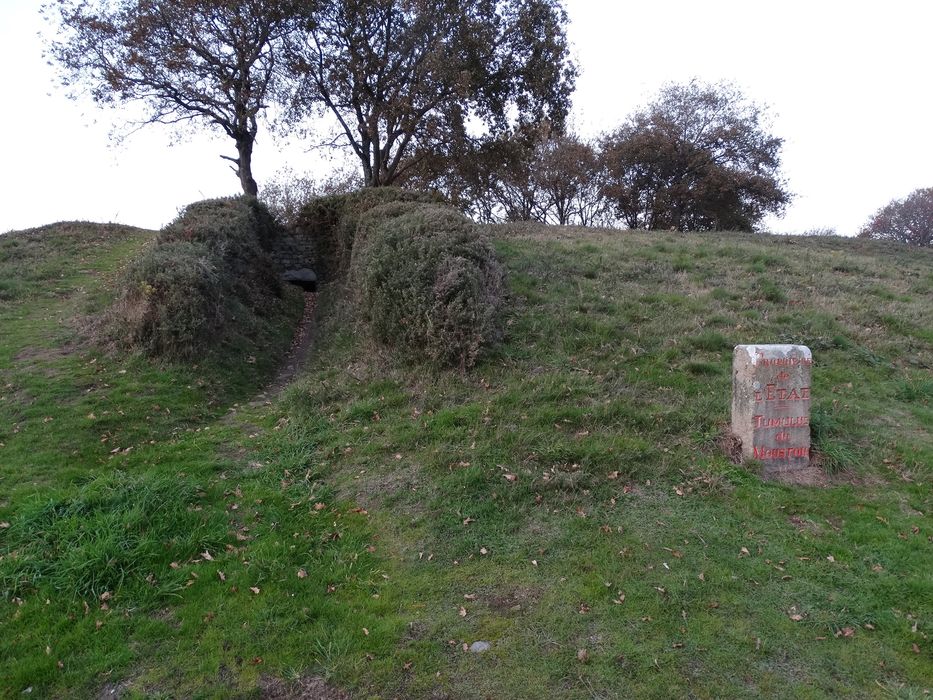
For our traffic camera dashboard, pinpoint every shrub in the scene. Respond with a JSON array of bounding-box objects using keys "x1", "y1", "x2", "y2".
[
  {"x1": 104, "y1": 196, "x2": 291, "y2": 359},
  {"x1": 260, "y1": 166, "x2": 361, "y2": 226},
  {"x1": 294, "y1": 187, "x2": 441, "y2": 281},
  {"x1": 159, "y1": 196, "x2": 281, "y2": 296},
  {"x1": 113, "y1": 241, "x2": 224, "y2": 356},
  {"x1": 349, "y1": 202, "x2": 506, "y2": 368}
]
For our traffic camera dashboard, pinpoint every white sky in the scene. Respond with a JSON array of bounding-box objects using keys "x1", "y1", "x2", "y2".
[{"x1": 2, "y1": 0, "x2": 931, "y2": 234}]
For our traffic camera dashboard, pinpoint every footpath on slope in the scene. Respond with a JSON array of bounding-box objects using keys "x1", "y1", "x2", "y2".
[{"x1": 250, "y1": 291, "x2": 318, "y2": 406}]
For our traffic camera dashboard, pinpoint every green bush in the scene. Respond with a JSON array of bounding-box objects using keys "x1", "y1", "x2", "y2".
[
  {"x1": 294, "y1": 187, "x2": 441, "y2": 280},
  {"x1": 113, "y1": 241, "x2": 223, "y2": 356},
  {"x1": 104, "y1": 196, "x2": 290, "y2": 359},
  {"x1": 350, "y1": 202, "x2": 505, "y2": 368},
  {"x1": 159, "y1": 196, "x2": 281, "y2": 298}
]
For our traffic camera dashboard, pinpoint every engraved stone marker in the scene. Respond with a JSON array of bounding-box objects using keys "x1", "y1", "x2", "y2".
[{"x1": 732, "y1": 344, "x2": 812, "y2": 474}]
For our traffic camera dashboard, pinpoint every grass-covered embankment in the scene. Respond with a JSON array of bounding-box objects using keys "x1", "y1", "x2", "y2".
[{"x1": 1, "y1": 222, "x2": 931, "y2": 698}]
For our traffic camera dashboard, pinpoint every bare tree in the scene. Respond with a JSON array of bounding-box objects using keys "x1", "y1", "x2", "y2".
[
  {"x1": 47, "y1": 0, "x2": 296, "y2": 195},
  {"x1": 858, "y1": 187, "x2": 933, "y2": 247}
]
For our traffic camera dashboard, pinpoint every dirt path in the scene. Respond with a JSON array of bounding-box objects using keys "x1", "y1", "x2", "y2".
[{"x1": 250, "y1": 292, "x2": 317, "y2": 405}]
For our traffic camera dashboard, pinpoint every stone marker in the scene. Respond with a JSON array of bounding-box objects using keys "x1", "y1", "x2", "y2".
[{"x1": 732, "y1": 344, "x2": 812, "y2": 474}]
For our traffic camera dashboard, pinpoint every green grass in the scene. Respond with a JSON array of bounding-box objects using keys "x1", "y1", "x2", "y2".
[{"x1": 1, "y1": 224, "x2": 931, "y2": 698}]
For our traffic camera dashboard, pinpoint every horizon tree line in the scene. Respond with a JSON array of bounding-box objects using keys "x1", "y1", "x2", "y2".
[{"x1": 50, "y1": 0, "x2": 930, "y2": 241}]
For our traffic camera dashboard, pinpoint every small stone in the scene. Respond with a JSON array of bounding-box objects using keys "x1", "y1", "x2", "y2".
[{"x1": 469, "y1": 641, "x2": 491, "y2": 653}]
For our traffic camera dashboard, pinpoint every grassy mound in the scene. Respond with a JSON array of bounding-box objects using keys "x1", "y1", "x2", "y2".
[
  {"x1": 102, "y1": 196, "x2": 296, "y2": 359},
  {"x1": 1, "y1": 220, "x2": 930, "y2": 698}
]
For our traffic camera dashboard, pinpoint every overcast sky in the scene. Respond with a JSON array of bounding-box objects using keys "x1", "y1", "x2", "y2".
[{"x1": 2, "y1": 0, "x2": 931, "y2": 234}]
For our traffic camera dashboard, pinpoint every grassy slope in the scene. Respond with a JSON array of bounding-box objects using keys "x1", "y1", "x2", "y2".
[{"x1": 1, "y1": 224, "x2": 931, "y2": 698}]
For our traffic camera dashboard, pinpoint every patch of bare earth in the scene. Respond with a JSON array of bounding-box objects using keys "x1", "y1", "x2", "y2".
[
  {"x1": 345, "y1": 460, "x2": 426, "y2": 511},
  {"x1": 12, "y1": 344, "x2": 76, "y2": 363},
  {"x1": 263, "y1": 292, "x2": 318, "y2": 398},
  {"x1": 765, "y1": 450, "x2": 883, "y2": 487},
  {"x1": 486, "y1": 586, "x2": 541, "y2": 615},
  {"x1": 257, "y1": 674, "x2": 350, "y2": 700},
  {"x1": 96, "y1": 677, "x2": 135, "y2": 699},
  {"x1": 720, "y1": 427, "x2": 872, "y2": 488}
]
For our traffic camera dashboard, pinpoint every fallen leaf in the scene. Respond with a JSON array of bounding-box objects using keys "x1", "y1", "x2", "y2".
[
  {"x1": 297, "y1": 568, "x2": 308, "y2": 579},
  {"x1": 480, "y1": 547, "x2": 489, "y2": 555},
  {"x1": 249, "y1": 587, "x2": 260, "y2": 595},
  {"x1": 217, "y1": 571, "x2": 226, "y2": 582},
  {"x1": 201, "y1": 551, "x2": 214, "y2": 562},
  {"x1": 462, "y1": 517, "x2": 475, "y2": 526},
  {"x1": 464, "y1": 593, "x2": 477, "y2": 600},
  {"x1": 458, "y1": 606, "x2": 467, "y2": 617},
  {"x1": 504, "y1": 474, "x2": 517, "y2": 483},
  {"x1": 912, "y1": 643, "x2": 921, "y2": 654},
  {"x1": 740, "y1": 547, "x2": 750, "y2": 557},
  {"x1": 170, "y1": 562, "x2": 180, "y2": 570},
  {"x1": 99, "y1": 591, "x2": 112, "y2": 602},
  {"x1": 362, "y1": 627, "x2": 369, "y2": 636},
  {"x1": 826, "y1": 555, "x2": 835, "y2": 563},
  {"x1": 789, "y1": 614, "x2": 804, "y2": 622},
  {"x1": 0, "y1": 522, "x2": 9, "y2": 529},
  {"x1": 314, "y1": 502, "x2": 326, "y2": 511},
  {"x1": 607, "y1": 471, "x2": 620, "y2": 480},
  {"x1": 577, "y1": 648, "x2": 589, "y2": 663},
  {"x1": 841, "y1": 627, "x2": 855, "y2": 638}
]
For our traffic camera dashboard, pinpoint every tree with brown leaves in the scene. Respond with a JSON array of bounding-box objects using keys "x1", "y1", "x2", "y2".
[
  {"x1": 600, "y1": 80, "x2": 790, "y2": 232},
  {"x1": 858, "y1": 187, "x2": 933, "y2": 247}
]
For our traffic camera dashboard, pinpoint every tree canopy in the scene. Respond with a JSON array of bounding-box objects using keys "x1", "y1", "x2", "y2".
[
  {"x1": 285, "y1": 0, "x2": 576, "y2": 187},
  {"x1": 858, "y1": 187, "x2": 933, "y2": 247},
  {"x1": 600, "y1": 81, "x2": 790, "y2": 232},
  {"x1": 47, "y1": 0, "x2": 297, "y2": 195}
]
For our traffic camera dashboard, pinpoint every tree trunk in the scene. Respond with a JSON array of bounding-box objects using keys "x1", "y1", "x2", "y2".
[{"x1": 236, "y1": 138, "x2": 258, "y2": 196}]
